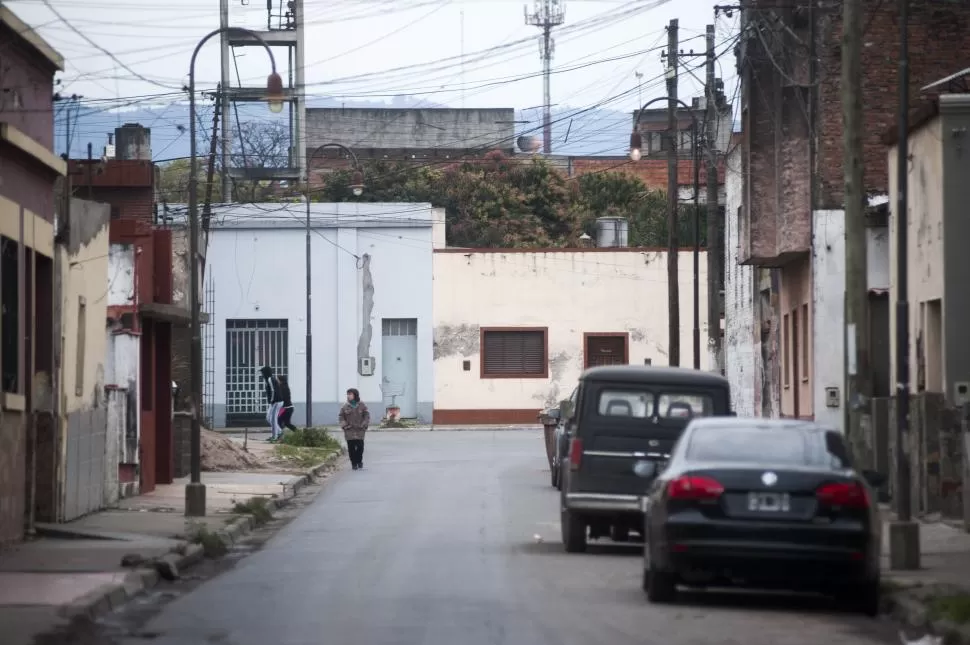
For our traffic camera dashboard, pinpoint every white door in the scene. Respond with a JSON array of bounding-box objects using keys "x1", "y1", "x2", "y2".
[{"x1": 381, "y1": 319, "x2": 418, "y2": 418}]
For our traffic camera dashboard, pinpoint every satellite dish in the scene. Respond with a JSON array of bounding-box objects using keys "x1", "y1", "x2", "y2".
[{"x1": 517, "y1": 135, "x2": 541, "y2": 153}]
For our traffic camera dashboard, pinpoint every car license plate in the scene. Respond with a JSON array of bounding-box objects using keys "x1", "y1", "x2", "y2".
[{"x1": 747, "y1": 492, "x2": 791, "y2": 512}]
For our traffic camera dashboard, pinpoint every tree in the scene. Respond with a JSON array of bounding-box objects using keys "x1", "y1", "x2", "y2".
[{"x1": 231, "y1": 120, "x2": 290, "y2": 169}]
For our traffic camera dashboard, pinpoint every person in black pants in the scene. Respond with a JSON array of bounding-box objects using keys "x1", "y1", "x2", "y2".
[
  {"x1": 338, "y1": 388, "x2": 370, "y2": 470},
  {"x1": 277, "y1": 375, "x2": 298, "y2": 432}
]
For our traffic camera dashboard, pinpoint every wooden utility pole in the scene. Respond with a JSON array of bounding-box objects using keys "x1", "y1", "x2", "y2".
[
  {"x1": 666, "y1": 18, "x2": 681, "y2": 367},
  {"x1": 704, "y1": 24, "x2": 722, "y2": 373},
  {"x1": 842, "y1": 0, "x2": 870, "y2": 459}
]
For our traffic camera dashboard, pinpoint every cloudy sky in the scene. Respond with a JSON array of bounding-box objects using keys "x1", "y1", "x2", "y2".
[{"x1": 9, "y1": 0, "x2": 738, "y2": 108}]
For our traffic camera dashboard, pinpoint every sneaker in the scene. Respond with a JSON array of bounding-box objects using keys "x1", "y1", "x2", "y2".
[{"x1": 352, "y1": 463, "x2": 359, "y2": 470}]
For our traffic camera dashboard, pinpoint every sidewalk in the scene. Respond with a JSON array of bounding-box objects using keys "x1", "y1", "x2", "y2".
[
  {"x1": 0, "y1": 434, "x2": 342, "y2": 645},
  {"x1": 880, "y1": 511, "x2": 970, "y2": 642}
]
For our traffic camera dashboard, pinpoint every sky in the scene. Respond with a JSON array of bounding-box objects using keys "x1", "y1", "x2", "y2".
[{"x1": 6, "y1": 0, "x2": 740, "y2": 157}]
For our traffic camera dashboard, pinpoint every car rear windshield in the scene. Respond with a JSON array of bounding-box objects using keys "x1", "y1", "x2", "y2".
[
  {"x1": 597, "y1": 390, "x2": 715, "y2": 419},
  {"x1": 685, "y1": 426, "x2": 847, "y2": 468}
]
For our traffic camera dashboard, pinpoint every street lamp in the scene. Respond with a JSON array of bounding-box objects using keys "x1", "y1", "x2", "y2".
[
  {"x1": 629, "y1": 97, "x2": 703, "y2": 370},
  {"x1": 303, "y1": 143, "x2": 365, "y2": 428},
  {"x1": 185, "y1": 27, "x2": 284, "y2": 517}
]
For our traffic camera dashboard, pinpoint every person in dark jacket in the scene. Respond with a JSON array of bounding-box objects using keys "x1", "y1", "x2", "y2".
[
  {"x1": 277, "y1": 375, "x2": 298, "y2": 432},
  {"x1": 260, "y1": 366, "x2": 284, "y2": 441},
  {"x1": 338, "y1": 388, "x2": 370, "y2": 470}
]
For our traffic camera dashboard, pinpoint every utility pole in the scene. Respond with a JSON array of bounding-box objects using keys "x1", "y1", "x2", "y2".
[
  {"x1": 202, "y1": 87, "x2": 221, "y2": 241},
  {"x1": 703, "y1": 24, "x2": 722, "y2": 373},
  {"x1": 666, "y1": 18, "x2": 681, "y2": 367},
  {"x1": 842, "y1": 0, "x2": 871, "y2": 466},
  {"x1": 889, "y1": 0, "x2": 919, "y2": 571},
  {"x1": 219, "y1": 0, "x2": 231, "y2": 201},
  {"x1": 525, "y1": 0, "x2": 565, "y2": 154}
]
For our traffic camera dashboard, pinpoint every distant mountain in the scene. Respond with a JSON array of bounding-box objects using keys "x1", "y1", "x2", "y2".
[{"x1": 57, "y1": 94, "x2": 631, "y2": 162}]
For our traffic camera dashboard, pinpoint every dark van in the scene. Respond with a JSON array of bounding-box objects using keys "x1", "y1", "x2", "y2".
[{"x1": 559, "y1": 365, "x2": 732, "y2": 553}]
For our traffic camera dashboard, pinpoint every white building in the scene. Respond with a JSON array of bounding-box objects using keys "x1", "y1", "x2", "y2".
[
  {"x1": 204, "y1": 202, "x2": 442, "y2": 427},
  {"x1": 432, "y1": 242, "x2": 709, "y2": 425}
]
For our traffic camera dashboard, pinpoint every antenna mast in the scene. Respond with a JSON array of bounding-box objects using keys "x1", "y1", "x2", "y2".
[{"x1": 524, "y1": 0, "x2": 564, "y2": 154}]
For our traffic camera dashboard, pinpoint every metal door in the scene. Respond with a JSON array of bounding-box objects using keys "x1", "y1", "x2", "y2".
[
  {"x1": 225, "y1": 318, "x2": 289, "y2": 426},
  {"x1": 381, "y1": 318, "x2": 418, "y2": 418}
]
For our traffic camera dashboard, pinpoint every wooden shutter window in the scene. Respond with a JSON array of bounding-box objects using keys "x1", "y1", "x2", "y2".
[{"x1": 481, "y1": 329, "x2": 547, "y2": 378}]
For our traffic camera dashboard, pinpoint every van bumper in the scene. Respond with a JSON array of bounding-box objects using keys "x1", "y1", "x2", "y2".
[{"x1": 565, "y1": 493, "x2": 643, "y2": 513}]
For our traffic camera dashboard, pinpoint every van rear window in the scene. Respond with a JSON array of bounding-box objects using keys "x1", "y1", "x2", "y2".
[
  {"x1": 596, "y1": 390, "x2": 715, "y2": 419},
  {"x1": 598, "y1": 390, "x2": 652, "y2": 418}
]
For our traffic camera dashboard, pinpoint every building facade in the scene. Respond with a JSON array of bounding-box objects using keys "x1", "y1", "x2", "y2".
[
  {"x1": 204, "y1": 202, "x2": 441, "y2": 427},
  {"x1": 0, "y1": 6, "x2": 64, "y2": 544},
  {"x1": 69, "y1": 124, "x2": 183, "y2": 500},
  {"x1": 733, "y1": 0, "x2": 969, "y2": 428},
  {"x1": 888, "y1": 92, "x2": 970, "y2": 404},
  {"x1": 433, "y1": 246, "x2": 709, "y2": 424},
  {"x1": 44, "y1": 199, "x2": 111, "y2": 522}
]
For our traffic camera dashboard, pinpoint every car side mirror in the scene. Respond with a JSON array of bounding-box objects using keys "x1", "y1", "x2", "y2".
[
  {"x1": 560, "y1": 399, "x2": 574, "y2": 420},
  {"x1": 862, "y1": 470, "x2": 887, "y2": 488}
]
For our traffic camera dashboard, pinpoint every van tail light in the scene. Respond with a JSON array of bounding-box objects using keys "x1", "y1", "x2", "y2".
[
  {"x1": 568, "y1": 438, "x2": 583, "y2": 470},
  {"x1": 666, "y1": 475, "x2": 724, "y2": 501},
  {"x1": 816, "y1": 481, "x2": 870, "y2": 509}
]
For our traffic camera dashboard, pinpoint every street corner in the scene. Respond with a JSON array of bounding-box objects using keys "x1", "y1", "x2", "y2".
[{"x1": 883, "y1": 580, "x2": 970, "y2": 644}]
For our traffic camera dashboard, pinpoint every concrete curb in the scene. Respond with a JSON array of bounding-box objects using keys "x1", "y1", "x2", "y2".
[
  {"x1": 883, "y1": 581, "x2": 970, "y2": 643},
  {"x1": 60, "y1": 543, "x2": 205, "y2": 620},
  {"x1": 56, "y1": 450, "x2": 341, "y2": 624}
]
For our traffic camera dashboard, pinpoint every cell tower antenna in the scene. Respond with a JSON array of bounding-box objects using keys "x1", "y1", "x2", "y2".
[{"x1": 524, "y1": 0, "x2": 564, "y2": 154}]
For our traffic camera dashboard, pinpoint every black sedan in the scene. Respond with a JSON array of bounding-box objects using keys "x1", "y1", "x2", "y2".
[{"x1": 640, "y1": 418, "x2": 884, "y2": 615}]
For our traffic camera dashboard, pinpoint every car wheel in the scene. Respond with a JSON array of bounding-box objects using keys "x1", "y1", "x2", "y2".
[
  {"x1": 561, "y1": 508, "x2": 587, "y2": 553},
  {"x1": 610, "y1": 525, "x2": 630, "y2": 543},
  {"x1": 644, "y1": 563, "x2": 677, "y2": 603},
  {"x1": 843, "y1": 579, "x2": 880, "y2": 617}
]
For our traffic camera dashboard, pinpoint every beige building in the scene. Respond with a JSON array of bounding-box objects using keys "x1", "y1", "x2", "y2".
[
  {"x1": 433, "y1": 245, "x2": 709, "y2": 424},
  {"x1": 888, "y1": 92, "x2": 970, "y2": 402}
]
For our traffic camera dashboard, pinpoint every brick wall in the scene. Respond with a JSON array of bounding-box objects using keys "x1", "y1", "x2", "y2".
[
  {"x1": 569, "y1": 157, "x2": 723, "y2": 192},
  {"x1": 746, "y1": 0, "x2": 970, "y2": 228},
  {"x1": 814, "y1": 1, "x2": 970, "y2": 209}
]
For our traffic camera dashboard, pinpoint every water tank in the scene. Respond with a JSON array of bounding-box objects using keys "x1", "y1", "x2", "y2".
[
  {"x1": 115, "y1": 123, "x2": 152, "y2": 160},
  {"x1": 596, "y1": 217, "x2": 629, "y2": 248},
  {"x1": 517, "y1": 134, "x2": 541, "y2": 153}
]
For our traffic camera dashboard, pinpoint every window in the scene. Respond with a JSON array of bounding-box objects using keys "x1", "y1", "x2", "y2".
[
  {"x1": 1, "y1": 236, "x2": 19, "y2": 394},
  {"x1": 657, "y1": 393, "x2": 714, "y2": 419},
  {"x1": 686, "y1": 426, "x2": 840, "y2": 467},
  {"x1": 75, "y1": 296, "x2": 87, "y2": 396},
  {"x1": 480, "y1": 328, "x2": 547, "y2": 378},
  {"x1": 598, "y1": 390, "x2": 653, "y2": 418},
  {"x1": 801, "y1": 303, "x2": 809, "y2": 381},
  {"x1": 783, "y1": 313, "x2": 790, "y2": 388},
  {"x1": 225, "y1": 318, "x2": 289, "y2": 421}
]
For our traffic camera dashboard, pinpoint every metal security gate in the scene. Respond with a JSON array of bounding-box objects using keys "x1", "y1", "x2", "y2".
[
  {"x1": 203, "y1": 276, "x2": 215, "y2": 428},
  {"x1": 225, "y1": 318, "x2": 289, "y2": 427}
]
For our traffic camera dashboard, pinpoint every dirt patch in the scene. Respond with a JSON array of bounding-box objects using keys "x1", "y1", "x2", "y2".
[{"x1": 202, "y1": 429, "x2": 266, "y2": 472}]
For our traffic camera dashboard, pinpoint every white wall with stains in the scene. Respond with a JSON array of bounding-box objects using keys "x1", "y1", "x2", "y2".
[
  {"x1": 432, "y1": 249, "x2": 709, "y2": 421},
  {"x1": 722, "y1": 145, "x2": 760, "y2": 417},
  {"x1": 204, "y1": 202, "x2": 436, "y2": 426}
]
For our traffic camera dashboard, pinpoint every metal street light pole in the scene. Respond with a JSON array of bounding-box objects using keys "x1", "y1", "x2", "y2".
[
  {"x1": 186, "y1": 27, "x2": 284, "y2": 517},
  {"x1": 304, "y1": 144, "x2": 364, "y2": 428},
  {"x1": 889, "y1": 0, "x2": 920, "y2": 570},
  {"x1": 629, "y1": 97, "x2": 701, "y2": 369}
]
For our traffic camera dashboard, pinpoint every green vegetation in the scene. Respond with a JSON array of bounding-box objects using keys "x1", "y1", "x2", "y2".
[
  {"x1": 232, "y1": 496, "x2": 274, "y2": 526},
  {"x1": 273, "y1": 427, "x2": 343, "y2": 470},
  {"x1": 186, "y1": 524, "x2": 228, "y2": 558},
  {"x1": 929, "y1": 592, "x2": 970, "y2": 624}
]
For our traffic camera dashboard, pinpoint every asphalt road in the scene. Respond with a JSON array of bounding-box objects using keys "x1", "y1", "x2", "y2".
[{"x1": 119, "y1": 430, "x2": 900, "y2": 645}]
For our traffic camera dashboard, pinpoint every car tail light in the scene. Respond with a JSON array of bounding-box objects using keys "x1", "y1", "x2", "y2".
[
  {"x1": 666, "y1": 475, "x2": 724, "y2": 501},
  {"x1": 816, "y1": 481, "x2": 870, "y2": 509},
  {"x1": 568, "y1": 438, "x2": 583, "y2": 470}
]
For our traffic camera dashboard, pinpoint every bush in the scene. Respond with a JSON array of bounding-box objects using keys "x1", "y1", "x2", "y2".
[{"x1": 279, "y1": 427, "x2": 341, "y2": 449}]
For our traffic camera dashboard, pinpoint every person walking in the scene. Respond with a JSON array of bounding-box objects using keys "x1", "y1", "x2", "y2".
[
  {"x1": 338, "y1": 388, "x2": 370, "y2": 470},
  {"x1": 277, "y1": 374, "x2": 298, "y2": 433},
  {"x1": 260, "y1": 366, "x2": 284, "y2": 442}
]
